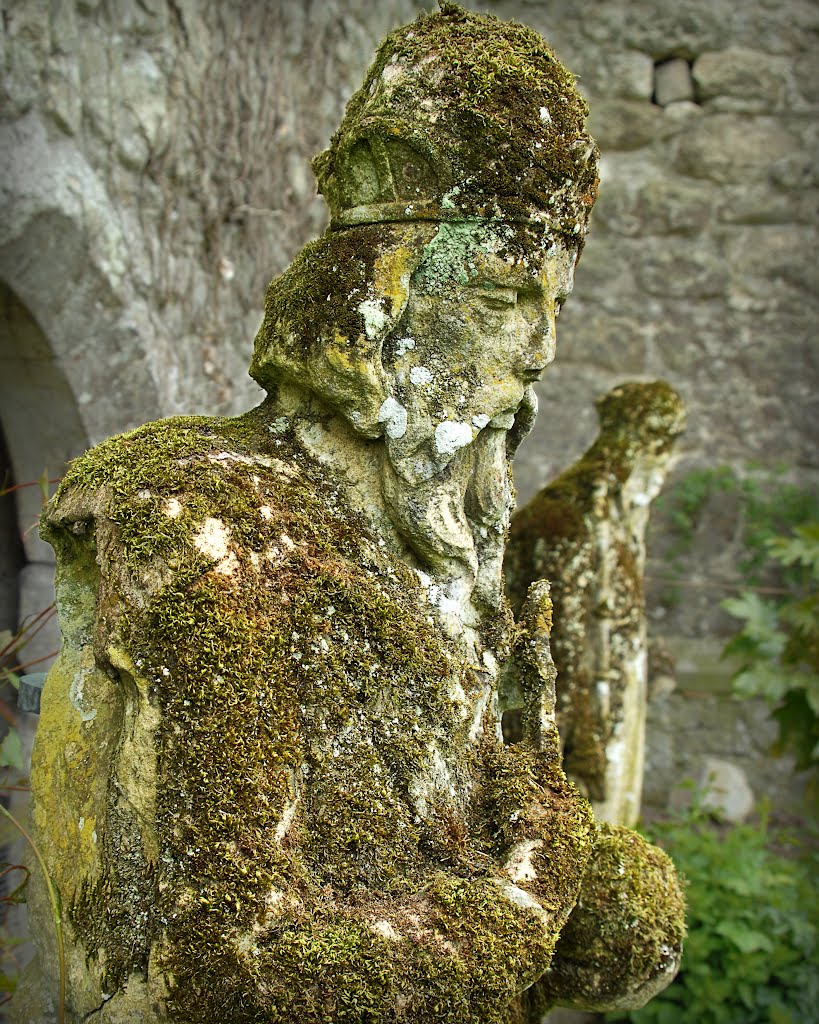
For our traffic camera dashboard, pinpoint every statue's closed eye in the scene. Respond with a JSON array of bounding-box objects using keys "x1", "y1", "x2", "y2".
[{"x1": 473, "y1": 285, "x2": 518, "y2": 309}]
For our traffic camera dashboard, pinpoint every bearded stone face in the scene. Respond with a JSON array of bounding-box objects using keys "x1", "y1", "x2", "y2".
[{"x1": 375, "y1": 224, "x2": 578, "y2": 629}]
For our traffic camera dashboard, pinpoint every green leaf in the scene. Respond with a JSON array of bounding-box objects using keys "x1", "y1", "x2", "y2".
[
  {"x1": 0, "y1": 728, "x2": 24, "y2": 770},
  {"x1": 733, "y1": 662, "x2": 789, "y2": 702},
  {"x1": 771, "y1": 691, "x2": 819, "y2": 769},
  {"x1": 37, "y1": 466, "x2": 50, "y2": 505},
  {"x1": 715, "y1": 920, "x2": 774, "y2": 953},
  {"x1": 768, "y1": 524, "x2": 819, "y2": 574},
  {"x1": 2, "y1": 669, "x2": 21, "y2": 691}
]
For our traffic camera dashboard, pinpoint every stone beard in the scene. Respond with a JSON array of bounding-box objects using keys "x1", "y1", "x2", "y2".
[{"x1": 379, "y1": 387, "x2": 537, "y2": 622}]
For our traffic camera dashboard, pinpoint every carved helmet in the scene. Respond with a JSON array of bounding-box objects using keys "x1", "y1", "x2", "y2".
[
  {"x1": 314, "y1": 2, "x2": 599, "y2": 243},
  {"x1": 252, "y1": 4, "x2": 599, "y2": 435}
]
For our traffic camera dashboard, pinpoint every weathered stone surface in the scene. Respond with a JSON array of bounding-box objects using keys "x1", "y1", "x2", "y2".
[
  {"x1": 555, "y1": 313, "x2": 649, "y2": 373},
  {"x1": 699, "y1": 757, "x2": 755, "y2": 822},
  {"x1": 716, "y1": 184, "x2": 818, "y2": 225},
  {"x1": 692, "y1": 48, "x2": 793, "y2": 111},
  {"x1": 15, "y1": 564, "x2": 60, "y2": 669},
  {"x1": 642, "y1": 653, "x2": 809, "y2": 823},
  {"x1": 0, "y1": 282, "x2": 90, "y2": 563},
  {"x1": 15, "y1": 10, "x2": 684, "y2": 1022},
  {"x1": 0, "y1": 6, "x2": 815, "y2": 996},
  {"x1": 723, "y1": 225, "x2": 819, "y2": 296},
  {"x1": 575, "y1": 50, "x2": 655, "y2": 101},
  {"x1": 635, "y1": 246, "x2": 729, "y2": 299},
  {"x1": 636, "y1": 178, "x2": 715, "y2": 233},
  {"x1": 674, "y1": 115, "x2": 797, "y2": 182},
  {"x1": 588, "y1": 100, "x2": 664, "y2": 150},
  {"x1": 653, "y1": 59, "x2": 694, "y2": 106},
  {"x1": 2, "y1": 0, "x2": 816, "y2": 704}
]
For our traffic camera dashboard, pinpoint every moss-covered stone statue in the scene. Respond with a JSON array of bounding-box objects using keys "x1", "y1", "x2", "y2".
[
  {"x1": 505, "y1": 382, "x2": 686, "y2": 828},
  {"x1": 14, "y1": 6, "x2": 684, "y2": 1023}
]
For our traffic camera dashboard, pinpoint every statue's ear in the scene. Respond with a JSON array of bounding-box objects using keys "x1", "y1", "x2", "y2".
[
  {"x1": 309, "y1": 338, "x2": 393, "y2": 439},
  {"x1": 250, "y1": 224, "x2": 434, "y2": 437}
]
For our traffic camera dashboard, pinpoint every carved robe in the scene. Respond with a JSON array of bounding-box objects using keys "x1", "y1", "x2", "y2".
[{"x1": 25, "y1": 404, "x2": 607, "y2": 1023}]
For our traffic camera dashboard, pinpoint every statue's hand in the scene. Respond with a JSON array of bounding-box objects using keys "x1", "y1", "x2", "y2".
[
  {"x1": 512, "y1": 579, "x2": 560, "y2": 756},
  {"x1": 534, "y1": 823, "x2": 686, "y2": 1013}
]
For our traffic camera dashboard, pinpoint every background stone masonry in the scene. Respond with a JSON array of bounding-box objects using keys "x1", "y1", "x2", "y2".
[{"x1": 1, "y1": 0, "x2": 817, "y2": 819}]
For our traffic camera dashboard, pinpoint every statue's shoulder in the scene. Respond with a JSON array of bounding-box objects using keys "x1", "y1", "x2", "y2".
[
  {"x1": 43, "y1": 414, "x2": 228, "y2": 522},
  {"x1": 39, "y1": 409, "x2": 346, "y2": 571},
  {"x1": 43, "y1": 412, "x2": 262, "y2": 524}
]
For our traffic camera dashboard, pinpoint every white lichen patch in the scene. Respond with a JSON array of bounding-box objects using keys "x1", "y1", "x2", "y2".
[
  {"x1": 69, "y1": 667, "x2": 97, "y2": 722},
  {"x1": 467, "y1": 687, "x2": 491, "y2": 742},
  {"x1": 440, "y1": 184, "x2": 462, "y2": 210},
  {"x1": 434, "y1": 420, "x2": 473, "y2": 457},
  {"x1": 394, "y1": 336, "x2": 416, "y2": 357},
  {"x1": 414, "y1": 568, "x2": 433, "y2": 591},
  {"x1": 482, "y1": 649, "x2": 499, "y2": 675},
  {"x1": 471, "y1": 413, "x2": 490, "y2": 430},
  {"x1": 267, "y1": 416, "x2": 290, "y2": 435},
  {"x1": 274, "y1": 797, "x2": 300, "y2": 843},
  {"x1": 206, "y1": 450, "x2": 257, "y2": 467},
  {"x1": 164, "y1": 497, "x2": 182, "y2": 518},
  {"x1": 359, "y1": 297, "x2": 389, "y2": 340},
  {"x1": 449, "y1": 679, "x2": 467, "y2": 706},
  {"x1": 194, "y1": 518, "x2": 239, "y2": 575},
  {"x1": 259, "y1": 505, "x2": 274, "y2": 521},
  {"x1": 409, "y1": 365, "x2": 433, "y2": 386},
  {"x1": 506, "y1": 839, "x2": 543, "y2": 883},
  {"x1": 378, "y1": 396, "x2": 408, "y2": 439},
  {"x1": 369, "y1": 919, "x2": 402, "y2": 942}
]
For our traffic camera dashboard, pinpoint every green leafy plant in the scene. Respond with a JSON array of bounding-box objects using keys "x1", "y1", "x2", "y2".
[
  {"x1": 655, "y1": 464, "x2": 818, "y2": 786},
  {"x1": 659, "y1": 464, "x2": 737, "y2": 561},
  {"x1": 722, "y1": 522, "x2": 819, "y2": 789},
  {"x1": 607, "y1": 800, "x2": 819, "y2": 1024},
  {"x1": 656, "y1": 464, "x2": 818, "y2": 582}
]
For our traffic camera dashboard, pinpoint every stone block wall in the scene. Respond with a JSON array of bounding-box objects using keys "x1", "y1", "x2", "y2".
[{"x1": 1, "y1": 0, "x2": 816, "y2": 815}]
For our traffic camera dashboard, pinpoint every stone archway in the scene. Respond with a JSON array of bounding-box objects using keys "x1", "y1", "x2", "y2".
[
  {"x1": 0, "y1": 109, "x2": 169, "y2": 667},
  {"x1": 0, "y1": 421, "x2": 25, "y2": 642},
  {"x1": 0, "y1": 282, "x2": 85, "y2": 981},
  {"x1": 0, "y1": 281, "x2": 88, "y2": 670}
]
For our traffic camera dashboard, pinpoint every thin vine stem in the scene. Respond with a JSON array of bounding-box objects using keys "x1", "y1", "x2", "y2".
[{"x1": 0, "y1": 803, "x2": 65, "y2": 1023}]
